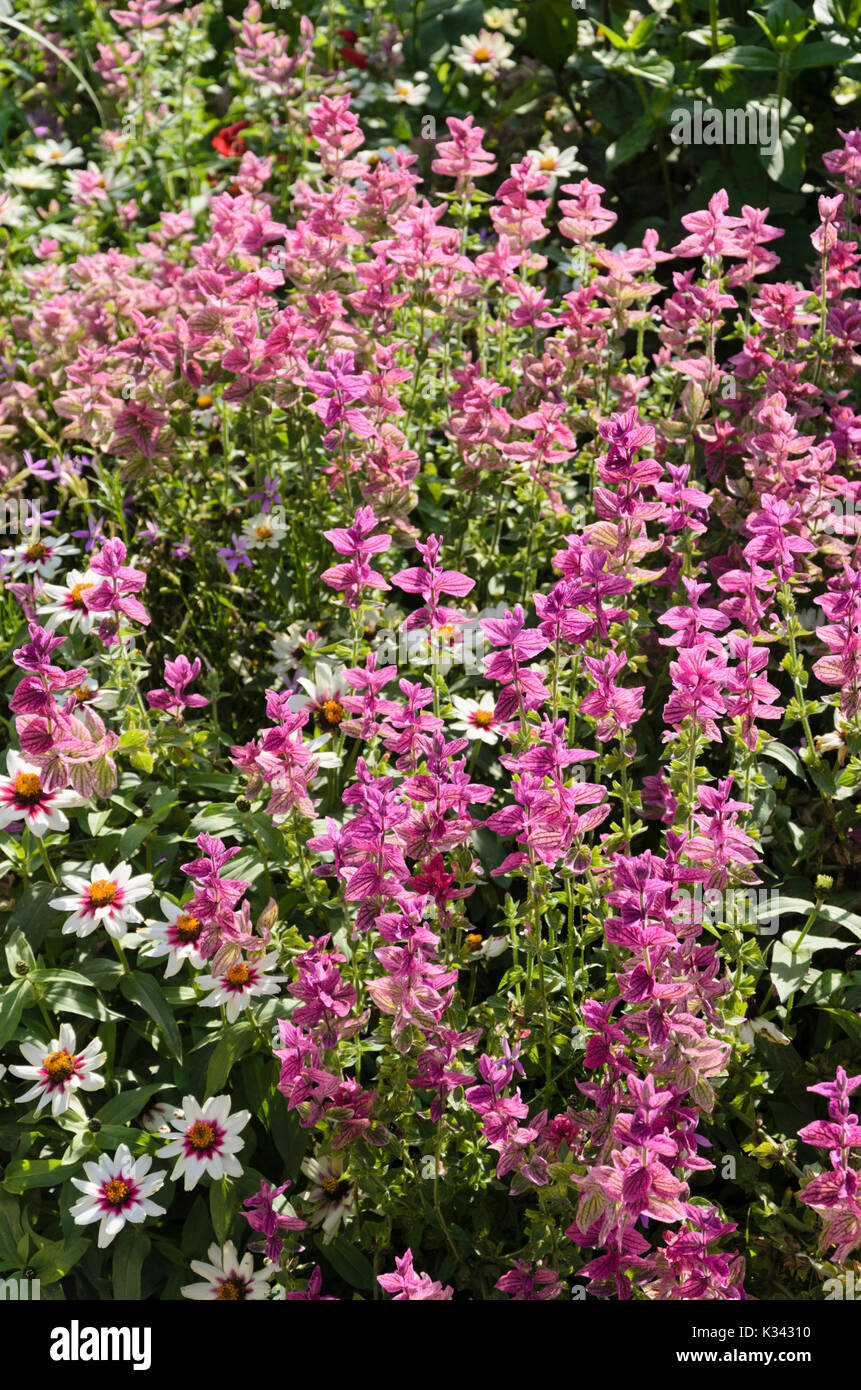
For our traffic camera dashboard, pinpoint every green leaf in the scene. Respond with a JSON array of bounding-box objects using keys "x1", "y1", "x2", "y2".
[
  {"x1": 3, "y1": 929, "x2": 35, "y2": 979},
  {"x1": 760, "y1": 741, "x2": 807, "y2": 779},
  {"x1": 606, "y1": 117, "x2": 654, "y2": 170},
  {"x1": 323, "y1": 1234, "x2": 374, "y2": 1290},
  {"x1": 821, "y1": 1007, "x2": 861, "y2": 1046},
  {"x1": 3, "y1": 1160, "x2": 80, "y2": 1193},
  {"x1": 0, "y1": 1192, "x2": 27, "y2": 1263},
  {"x1": 770, "y1": 940, "x2": 815, "y2": 1001},
  {"x1": 96, "y1": 1082, "x2": 166, "y2": 1127},
  {"x1": 789, "y1": 39, "x2": 852, "y2": 69},
  {"x1": 117, "y1": 729, "x2": 147, "y2": 750},
  {"x1": 112, "y1": 1227, "x2": 149, "y2": 1300},
  {"x1": 120, "y1": 971, "x2": 183, "y2": 1062},
  {"x1": 700, "y1": 45, "x2": 780, "y2": 70},
  {"x1": 0, "y1": 978, "x2": 31, "y2": 1047},
  {"x1": 30, "y1": 1235, "x2": 90, "y2": 1286},
  {"x1": 209, "y1": 1180, "x2": 233, "y2": 1244}
]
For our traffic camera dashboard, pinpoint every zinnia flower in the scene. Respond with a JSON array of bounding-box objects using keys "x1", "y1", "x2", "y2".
[
  {"x1": 181, "y1": 1241, "x2": 273, "y2": 1300},
  {"x1": 0, "y1": 751, "x2": 83, "y2": 836},
  {"x1": 69, "y1": 1144, "x2": 166, "y2": 1248},
  {"x1": 195, "y1": 952, "x2": 285, "y2": 1023},
  {"x1": 9, "y1": 1022, "x2": 105, "y2": 1117},
  {"x1": 50, "y1": 862, "x2": 153, "y2": 939},
  {"x1": 160, "y1": 1095, "x2": 251, "y2": 1190}
]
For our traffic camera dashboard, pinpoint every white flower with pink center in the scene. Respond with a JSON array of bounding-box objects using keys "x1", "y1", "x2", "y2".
[
  {"x1": 160, "y1": 1094, "x2": 250, "y2": 1191},
  {"x1": 0, "y1": 750, "x2": 84, "y2": 836},
  {"x1": 181, "y1": 1241, "x2": 274, "y2": 1301},
  {"x1": 138, "y1": 897, "x2": 207, "y2": 978},
  {"x1": 449, "y1": 693, "x2": 503, "y2": 745},
  {"x1": 69, "y1": 1143, "x2": 166, "y2": 1248},
  {"x1": 38, "y1": 568, "x2": 99, "y2": 632},
  {"x1": 1, "y1": 531, "x2": 76, "y2": 580},
  {"x1": 195, "y1": 951, "x2": 285, "y2": 1023},
  {"x1": 50, "y1": 861, "x2": 153, "y2": 939},
  {"x1": 9, "y1": 1021, "x2": 105, "y2": 1117}
]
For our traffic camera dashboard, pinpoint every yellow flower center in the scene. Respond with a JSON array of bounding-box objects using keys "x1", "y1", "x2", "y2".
[
  {"x1": 104, "y1": 1179, "x2": 129, "y2": 1207},
  {"x1": 473, "y1": 709, "x2": 495, "y2": 727},
  {"x1": 217, "y1": 1278, "x2": 246, "y2": 1300},
  {"x1": 473, "y1": 45, "x2": 492, "y2": 61},
  {"x1": 196, "y1": 394, "x2": 213, "y2": 409},
  {"x1": 255, "y1": 525, "x2": 273, "y2": 541},
  {"x1": 320, "y1": 699, "x2": 345, "y2": 727},
  {"x1": 437, "y1": 624, "x2": 456, "y2": 641},
  {"x1": 43, "y1": 1048, "x2": 75, "y2": 1081},
  {"x1": 539, "y1": 155, "x2": 557, "y2": 170},
  {"x1": 467, "y1": 933, "x2": 483, "y2": 951},
  {"x1": 25, "y1": 542, "x2": 47, "y2": 561},
  {"x1": 226, "y1": 963, "x2": 250, "y2": 986},
  {"x1": 174, "y1": 912, "x2": 201, "y2": 942},
  {"x1": 13, "y1": 771, "x2": 42, "y2": 803},
  {"x1": 187, "y1": 1120, "x2": 216, "y2": 1151},
  {"x1": 320, "y1": 1175, "x2": 351, "y2": 1201},
  {"x1": 72, "y1": 684, "x2": 92, "y2": 703},
  {"x1": 89, "y1": 878, "x2": 117, "y2": 907},
  {"x1": 68, "y1": 581, "x2": 93, "y2": 606}
]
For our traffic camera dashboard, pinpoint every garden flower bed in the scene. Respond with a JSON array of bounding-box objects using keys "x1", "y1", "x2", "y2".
[{"x1": 0, "y1": 1, "x2": 860, "y2": 1307}]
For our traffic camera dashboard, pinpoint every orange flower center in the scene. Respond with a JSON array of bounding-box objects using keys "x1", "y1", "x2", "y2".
[
  {"x1": 473, "y1": 45, "x2": 491, "y2": 61},
  {"x1": 319, "y1": 699, "x2": 345, "y2": 727},
  {"x1": 196, "y1": 394, "x2": 213, "y2": 409},
  {"x1": 255, "y1": 525, "x2": 273, "y2": 541},
  {"x1": 25, "y1": 542, "x2": 47, "y2": 561},
  {"x1": 226, "y1": 963, "x2": 250, "y2": 986},
  {"x1": 13, "y1": 771, "x2": 42, "y2": 803},
  {"x1": 217, "y1": 1278, "x2": 246, "y2": 1300},
  {"x1": 72, "y1": 684, "x2": 92, "y2": 703},
  {"x1": 174, "y1": 912, "x2": 201, "y2": 942},
  {"x1": 473, "y1": 709, "x2": 495, "y2": 728},
  {"x1": 104, "y1": 1179, "x2": 129, "y2": 1207},
  {"x1": 43, "y1": 1048, "x2": 75, "y2": 1081},
  {"x1": 539, "y1": 155, "x2": 557, "y2": 170},
  {"x1": 187, "y1": 1121, "x2": 216, "y2": 1151},
  {"x1": 89, "y1": 878, "x2": 117, "y2": 907},
  {"x1": 68, "y1": 581, "x2": 93, "y2": 606},
  {"x1": 467, "y1": 933, "x2": 483, "y2": 951}
]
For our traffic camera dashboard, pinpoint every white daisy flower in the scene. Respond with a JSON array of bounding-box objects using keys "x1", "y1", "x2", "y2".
[
  {"x1": 1, "y1": 532, "x2": 77, "y2": 581},
  {"x1": 181, "y1": 1240, "x2": 273, "y2": 1301},
  {"x1": 38, "y1": 568, "x2": 99, "y2": 632},
  {"x1": 450, "y1": 29, "x2": 515, "y2": 78},
  {"x1": 301, "y1": 1153, "x2": 356, "y2": 1243},
  {"x1": 524, "y1": 144, "x2": 586, "y2": 189},
  {"x1": 69, "y1": 1143, "x2": 167, "y2": 1249},
  {"x1": 289, "y1": 662, "x2": 349, "y2": 735},
  {"x1": 196, "y1": 952, "x2": 285, "y2": 1024},
  {"x1": 66, "y1": 678, "x2": 119, "y2": 713},
  {"x1": 30, "y1": 138, "x2": 84, "y2": 167},
  {"x1": 449, "y1": 693, "x2": 503, "y2": 745},
  {"x1": 138, "y1": 897, "x2": 207, "y2": 978},
  {"x1": 241, "y1": 511, "x2": 288, "y2": 550},
  {"x1": 0, "y1": 189, "x2": 28, "y2": 228},
  {"x1": 8, "y1": 1021, "x2": 106, "y2": 1117},
  {"x1": 4, "y1": 166, "x2": 56, "y2": 190},
  {"x1": 137, "y1": 1100, "x2": 181, "y2": 1135},
  {"x1": 50, "y1": 861, "x2": 154, "y2": 939},
  {"x1": 0, "y1": 750, "x2": 84, "y2": 836},
  {"x1": 379, "y1": 75, "x2": 430, "y2": 106},
  {"x1": 160, "y1": 1094, "x2": 251, "y2": 1191}
]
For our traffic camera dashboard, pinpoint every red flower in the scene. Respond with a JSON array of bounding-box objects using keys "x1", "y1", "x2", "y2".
[
  {"x1": 335, "y1": 30, "x2": 368, "y2": 68},
  {"x1": 211, "y1": 120, "x2": 250, "y2": 159}
]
